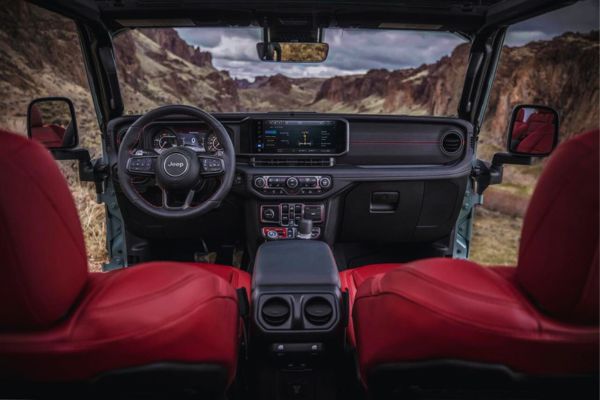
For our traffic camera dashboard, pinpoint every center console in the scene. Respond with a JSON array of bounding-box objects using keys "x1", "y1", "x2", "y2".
[
  {"x1": 259, "y1": 202, "x2": 325, "y2": 240},
  {"x1": 251, "y1": 240, "x2": 347, "y2": 399}
]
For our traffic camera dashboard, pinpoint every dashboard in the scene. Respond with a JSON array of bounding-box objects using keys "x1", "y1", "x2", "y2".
[{"x1": 109, "y1": 113, "x2": 473, "y2": 245}]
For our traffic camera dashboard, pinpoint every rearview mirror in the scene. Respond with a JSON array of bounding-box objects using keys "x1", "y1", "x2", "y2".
[
  {"x1": 507, "y1": 104, "x2": 559, "y2": 156},
  {"x1": 27, "y1": 97, "x2": 78, "y2": 149},
  {"x1": 257, "y1": 42, "x2": 329, "y2": 63}
]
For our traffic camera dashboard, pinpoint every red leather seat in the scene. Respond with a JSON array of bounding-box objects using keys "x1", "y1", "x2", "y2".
[
  {"x1": 512, "y1": 107, "x2": 528, "y2": 140},
  {"x1": 0, "y1": 130, "x2": 250, "y2": 394},
  {"x1": 344, "y1": 130, "x2": 599, "y2": 386},
  {"x1": 516, "y1": 112, "x2": 556, "y2": 154},
  {"x1": 29, "y1": 105, "x2": 66, "y2": 148}
]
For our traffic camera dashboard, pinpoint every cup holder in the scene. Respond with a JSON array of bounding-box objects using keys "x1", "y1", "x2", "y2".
[
  {"x1": 304, "y1": 296, "x2": 333, "y2": 326},
  {"x1": 261, "y1": 297, "x2": 291, "y2": 326}
]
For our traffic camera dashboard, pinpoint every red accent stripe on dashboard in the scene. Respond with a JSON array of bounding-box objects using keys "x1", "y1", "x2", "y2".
[{"x1": 350, "y1": 140, "x2": 440, "y2": 145}]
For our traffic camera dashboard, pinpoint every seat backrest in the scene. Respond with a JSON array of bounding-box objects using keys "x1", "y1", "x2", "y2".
[
  {"x1": 517, "y1": 129, "x2": 599, "y2": 324},
  {"x1": 516, "y1": 122, "x2": 554, "y2": 153},
  {"x1": 30, "y1": 104, "x2": 43, "y2": 128},
  {"x1": 0, "y1": 130, "x2": 88, "y2": 330}
]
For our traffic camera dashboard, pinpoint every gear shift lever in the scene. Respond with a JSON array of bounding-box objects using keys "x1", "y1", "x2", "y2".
[{"x1": 297, "y1": 218, "x2": 313, "y2": 239}]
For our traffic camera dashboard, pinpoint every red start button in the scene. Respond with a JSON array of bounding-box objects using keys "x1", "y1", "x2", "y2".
[{"x1": 262, "y1": 227, "x2": 289, "y2": 239}]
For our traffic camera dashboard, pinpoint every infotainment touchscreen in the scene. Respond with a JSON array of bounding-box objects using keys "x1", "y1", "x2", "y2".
[{"x1": 252, "y1": 119, "x2": 348, "y2": 155}]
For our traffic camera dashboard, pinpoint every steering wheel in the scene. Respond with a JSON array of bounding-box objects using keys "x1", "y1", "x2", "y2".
[{"x1": 117, "y1": 105, "x2": 235, "y2": 219}]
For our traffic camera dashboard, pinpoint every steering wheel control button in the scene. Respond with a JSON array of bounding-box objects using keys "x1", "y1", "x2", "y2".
[
  {"x1": 200, "y1": 158, "x2": 223, "y2": 173},
  {"x1": 128, "y1": 157, "x2": 154, "y2": 173},
  {"x1": 163, "y1": 153, "x2": 189, "y2": 177}
]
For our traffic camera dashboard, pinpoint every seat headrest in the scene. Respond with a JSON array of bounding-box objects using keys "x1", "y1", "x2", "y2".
[
  {"x1": 515, "y1": 108, "x2": 525, "y2": 122},
  {"x1": 528, "y1": 112, "x2": 554, "y2": 124},
  {"x1": 30, "y1": 104, "x2": 43, "y2": 128},
  {"x1": 517, "y1": 130, "x2": 599, "y2": 324},
  {"x1": 0, "y1": 130, "x2": 88, "y2": 330}
]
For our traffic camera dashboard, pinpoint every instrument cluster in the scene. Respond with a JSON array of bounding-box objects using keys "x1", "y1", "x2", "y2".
[{"x1": 150, "y1": 125, "x2": 223, "y2": 154}]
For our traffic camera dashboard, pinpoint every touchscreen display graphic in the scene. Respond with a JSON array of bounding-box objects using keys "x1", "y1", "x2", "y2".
[{"x1": 253, "y1": 120, "x2": 346, "y2": 154}]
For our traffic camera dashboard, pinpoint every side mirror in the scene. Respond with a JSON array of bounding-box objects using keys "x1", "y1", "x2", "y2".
[
  {"x1": 507, "y1": 104, "x2": 559, "y2": 157},
  {"x1": 27, "y1": 97, "x2": 78, "y2": 149},
  {"x1": 257, "y1": 42, "x2": 329, "y2": 63}
]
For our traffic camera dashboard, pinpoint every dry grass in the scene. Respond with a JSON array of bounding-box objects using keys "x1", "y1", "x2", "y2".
[
  {"x1": 57, "y1": 162, "x2": 107, "y2": 272},
  {"x1": 470, "y1": 207, "x2": 522, "y2": 266}
]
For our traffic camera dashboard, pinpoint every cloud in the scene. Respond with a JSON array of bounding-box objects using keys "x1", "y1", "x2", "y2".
[
  {"x1": 505, "y1": 30, "x2": 551, "y2": 46},
  {"x1": 505, "y1": 0, "x2": 598, "y2": 45},
  {"x1": 177, "y1": 27, "x2": 465, "y2": 79},
  {"x1": 176, "y1": 0, "x2": 598, "y2": 79}
]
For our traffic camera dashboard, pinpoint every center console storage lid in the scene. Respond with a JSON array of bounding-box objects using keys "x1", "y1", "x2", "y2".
[{"x1": 253, "y1": 241, "x2": 340, "y2": 288}]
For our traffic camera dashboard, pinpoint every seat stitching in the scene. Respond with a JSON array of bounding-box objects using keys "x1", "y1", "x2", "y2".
[
  {"x1": 392, "y1": 266, "x2": 523, "y2": 306},
  {"x1": 1, "y1": 294, "x2": 238, "y2": 350},
  {"x1": 91, "y1": 272, "x2": 206, "y2": 311},
  {"x1": 355, "y1": 292, "x2": 598, "y2": 342}
]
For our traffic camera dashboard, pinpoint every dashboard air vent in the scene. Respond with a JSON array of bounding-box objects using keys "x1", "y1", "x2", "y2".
[
  {"x1": 440, "y1": 131, "x2": 464, "y2": 156},
  {"x1": 252, "y1": 158, "x2": 334, "y2": 167}
]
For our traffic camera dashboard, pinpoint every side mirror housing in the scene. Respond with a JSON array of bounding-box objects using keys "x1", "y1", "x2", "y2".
[
  {"x1": 474, "y1": 104, "x2": 560, "y2": 195},
  {"x1": 507, "y1": 104, "x2": 559, "y2": 157},
  {"x1": 27, "y1": 97, "x2": 78, "y2": 149}
]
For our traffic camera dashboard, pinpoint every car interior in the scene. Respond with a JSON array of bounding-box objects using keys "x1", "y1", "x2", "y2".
[{"x1": 0, "y1": 1, "x2": 598, "y2": 399}]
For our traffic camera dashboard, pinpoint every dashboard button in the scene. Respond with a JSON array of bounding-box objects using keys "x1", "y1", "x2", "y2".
[
  {"x1": 261, "y1": 206, "x2": 279, "y2": 222},
  {"x1": 319, "y1": 177, "x2": 332, "y2": 188},
  {"x1": 254, "y1": 177, "x2": 266, "y2": 188},
  {"x1": 286, "y1": 177, "x2": 299, "y2": 189},
  {"x1": 304, "y1": 206, "x2": 322, "y2": 221}
]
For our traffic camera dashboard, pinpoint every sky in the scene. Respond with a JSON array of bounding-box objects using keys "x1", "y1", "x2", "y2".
[{"x1": 177, "y1": 0, "x2": 599, "y2": 81}]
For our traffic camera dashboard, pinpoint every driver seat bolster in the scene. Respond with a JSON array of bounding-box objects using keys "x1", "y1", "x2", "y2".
[{"x1": 0, "y1": 262, "x2": 242, "y2": 383}]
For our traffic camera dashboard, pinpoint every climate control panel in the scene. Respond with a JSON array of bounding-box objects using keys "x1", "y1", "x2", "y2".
[{"x1": 253, "y1": 175, "x2": 333, "y2": 196}]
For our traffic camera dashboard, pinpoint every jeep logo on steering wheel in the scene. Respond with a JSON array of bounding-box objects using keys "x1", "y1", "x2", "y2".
[{"x1": 163, "y1": 153, "x2": 189, "y2": 177}]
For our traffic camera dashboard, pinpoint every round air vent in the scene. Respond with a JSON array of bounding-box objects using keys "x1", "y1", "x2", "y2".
[
  {"x1": 261, "y1": 297, "x2": 290, "y2": 326},
  {"x1": 304, "y1": 297, "x2": 333, "y2": 326},
  {"x1": 440, "y1": 131, "x2": 464, "y2": 156}
]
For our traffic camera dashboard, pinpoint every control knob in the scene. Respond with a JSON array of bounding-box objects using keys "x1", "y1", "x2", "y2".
[
  {"x1": 263, "y1": 208, "x2": 276, "y2": 220},
  {"x1": 254, "y1": 176, "x2": 266, "y2": 188},
  {"x1": 319, "y1": 177, "x2": 332, "y2": 188},
  {"x1": 286, "y1": 177, "x2": 299, "y2": 189}
]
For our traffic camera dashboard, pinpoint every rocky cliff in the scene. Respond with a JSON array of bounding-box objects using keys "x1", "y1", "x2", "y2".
[{"x1": 1, "y1": 0, "x2": 597, "y2": 153}]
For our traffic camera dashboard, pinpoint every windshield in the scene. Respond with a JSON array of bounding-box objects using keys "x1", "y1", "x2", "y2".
[{"x1": 113, "y1": 28, "x2": 469, "y2": 116}]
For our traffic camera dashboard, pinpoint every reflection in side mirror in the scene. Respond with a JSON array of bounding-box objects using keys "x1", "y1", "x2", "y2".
[
  {"x1": 27, "y1": 97, "x2": 78, "y2": 149},
  {"x1": 257, "y1": 42, "x2": 329, "y2": 63},
  {"x1": 507, "y1": 105, "x2": 559, "y2": 156}
]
